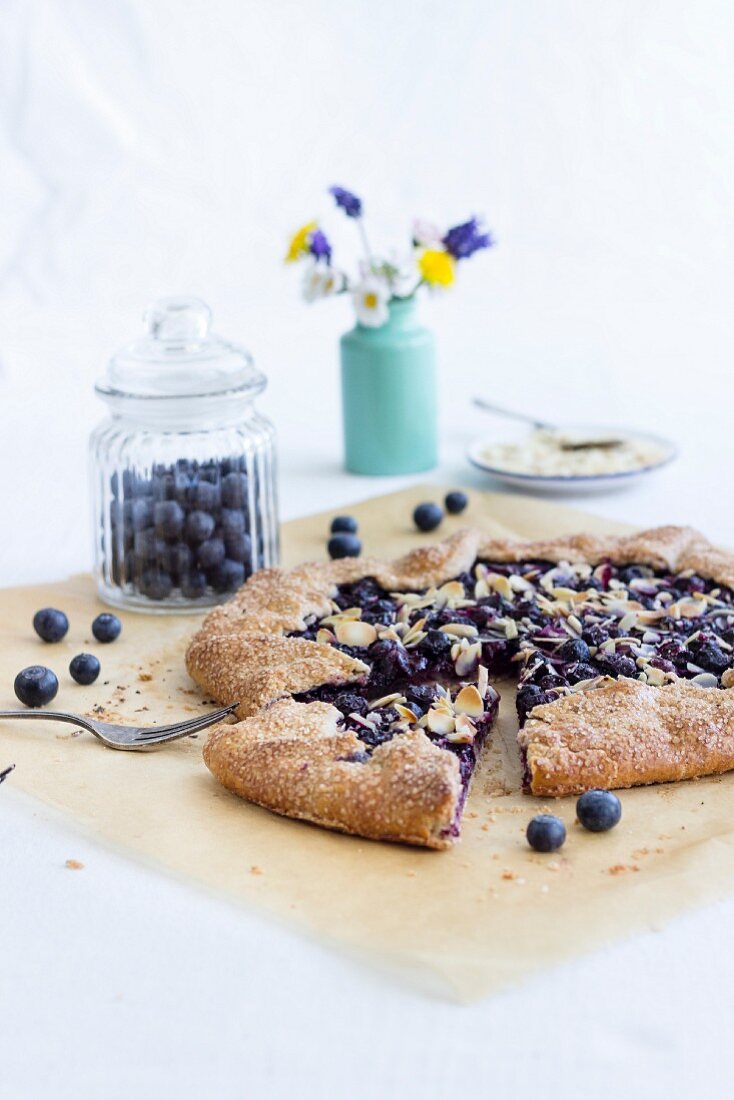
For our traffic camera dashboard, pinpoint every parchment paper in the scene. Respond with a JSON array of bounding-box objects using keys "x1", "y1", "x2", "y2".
[{"x1": 3, "y1": 485, "x2": 733, "y2": 1001}]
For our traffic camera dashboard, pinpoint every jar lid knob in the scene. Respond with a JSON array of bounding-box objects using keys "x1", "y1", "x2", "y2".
[{"x1": 143, "y1": 297, "x2": 212, "y2": 343}]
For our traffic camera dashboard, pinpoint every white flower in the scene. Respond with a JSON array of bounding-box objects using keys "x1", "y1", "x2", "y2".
[
  {"x1": 301, "y1": 264, "x2": 344, "y2": 303},
  {"x1": 352, "y1": 277, "x2": 390, "y2": 328},
  {"x1": 412, "y1": 218, "x2": 443, "y2": 247}
]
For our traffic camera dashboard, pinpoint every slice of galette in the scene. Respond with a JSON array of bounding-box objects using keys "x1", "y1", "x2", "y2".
[{"x1": 186, "y1": 524, "x2": 734, "y2": 849}]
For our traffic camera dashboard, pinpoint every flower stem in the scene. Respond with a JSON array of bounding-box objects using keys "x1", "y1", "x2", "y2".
[{"x1": 357, "y1": 219, "x2": 373, "y2": 266}]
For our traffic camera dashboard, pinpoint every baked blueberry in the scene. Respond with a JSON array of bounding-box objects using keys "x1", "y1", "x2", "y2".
[
  {"x1": 91, "y1": 613, "x2": 122, "y2": 643},
  {"x1": 558, "y1": 638, "x2": 591, "y2": 664},
  {"x1": 330, "y1": 516, "x2": 358, "y2": 534},
  {"x1": 328, "y1": 534, "x2": 362, "y2": 560},
  {"x1": 69, "y1": 653, "x2": 101, "y2": 685},
  {"x1": 332, "y1": 692, "x2": 369, "y2": 717},
  {"x1": 185, "y1": 510, "x2": 216, "y2": 545},
  {"x1": 444, "y1": 491, "x2": 468, "y2": 515},
  {"x1": 413, "y1": 502, "x2": 443, "y2": 532},
  {"x1": 526, "y1": 814, "x2": 566, "y2": 852},
  {"x1": 14, "y1": 665, "x2": 59, "y2": 708},
  {"x1": 576, "y1": 789, "x2": 622, "y2": 833},
  {"x1": 221, "y1": 472, "x2": 248, "y2": 508},
  {"x1": 33, "y1": 608, "x2": 69, "y2": 644},
  {"x1": 197, "y1": 537, "x2": 226, "y2": 570},
  {"x1": 153, "y1": 500, "x2": 185, "y2": 540}
]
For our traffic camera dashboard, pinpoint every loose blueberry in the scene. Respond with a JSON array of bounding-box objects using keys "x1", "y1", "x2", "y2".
[
  {"x1": 163, "y1": 542, "x2": 193, "y2": 577},
  {"x1": 131, "y1": 499, "x2": 154, "y2": 531},
  {"x1": 526, "y1": 814, "x2": 566, "y2": 852},
  {"x1": 153, "y1": 500, "x2": 185, "y2": 540},
  {"x1": 208, "y1": 559, "x2": 246, "y2": 593},
  {"x1": 221, "y1": 472, "x2": 248, "y2": 508},
  {"x1": 328, "y1": 534, "x2": 362, "y2": 560},
  {"x1": 180, "y1": 569, "x2": 209, "y2": 599},
  {"x1": 32, "y1": 608, "x2": 69, "y2": 644},
  {"x1": 185, "y1": 510, "x2": 216, "y2": 545},
  {"x1": 14, "y1": 665, "x2": 59, "y2": 708},
  {"x1": 330, "y1": 516, "x2": 358, "y2": 535},
  {"x1": 192, "y1": 480, "x2": 221, "y2": 512},
  {"x1": 197, "y1": 537, "x2": 226, "y2": 570},
  {"x1": 221, "y1": 509, "x2": 246, "y2": 537},
  {"x1": 576, "y1": 789, "x2": 622, "y2": 833},
  {"x1": 69, "y1": 653, "x2": 101, "y2": 686},
  {"x1": 91, "y1": 613, "x2": 122, "y2": 643},
  {"x1": 413, "y1": 502, "x2": 443, "y2": 532},
  {"x1": 444, "y1": 491, "x2": 468, "y2": 515},
  {"x1": 224, "y1": 531, "x2": 252, "y2": 564},
  {"x1": 139, "y1": 569, "x2": 174, "y2": 601}
]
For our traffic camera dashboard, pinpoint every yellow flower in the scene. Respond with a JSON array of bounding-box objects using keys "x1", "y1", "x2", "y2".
[
  {"x1": 418, "y1": 249, "x2": 455, "y2": 287},
  {"x1": 285, "y1": 220, "x2": 318, "y2": 263}
]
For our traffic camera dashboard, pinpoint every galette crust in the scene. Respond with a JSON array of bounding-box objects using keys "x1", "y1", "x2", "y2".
[
  {"x1": 204, "y1": 698, "x2": 462, "y2": 848},
  {"x1": 187, "y1": 524, "x2": 734, "y2": 719},
  {"x1": 520, "y1": 678, "x2": 734, "y2": 796},
  {"x1": 187, "y1": 524, "x2": 734, "y2": 845}
]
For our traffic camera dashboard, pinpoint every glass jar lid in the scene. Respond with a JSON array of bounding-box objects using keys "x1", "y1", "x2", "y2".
[{"x1": 96, "y1": 297, "x2": 265, "y2": 400}]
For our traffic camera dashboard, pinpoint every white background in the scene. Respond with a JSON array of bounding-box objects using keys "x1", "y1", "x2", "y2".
[{"x1": 1, "y1": 2, "x2": 734, "y2": 1097}]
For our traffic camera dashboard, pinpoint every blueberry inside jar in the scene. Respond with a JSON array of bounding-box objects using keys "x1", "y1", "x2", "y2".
[{"x1": 91, "y1": 298, "x2": 279, "y2": 612}]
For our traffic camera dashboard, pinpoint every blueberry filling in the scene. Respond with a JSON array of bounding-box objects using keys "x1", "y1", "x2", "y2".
[{"x1": 290, "y1": 558, "x2": 734, "y2": 808}]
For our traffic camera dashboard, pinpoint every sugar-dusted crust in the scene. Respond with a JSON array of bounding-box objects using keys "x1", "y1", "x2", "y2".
[
  {"x1": 203, "y1": 698, "x2": 462, "y2": 849},
  {"x1": 187, "y1": 524, "x2": 734, "y2": 720},
  {"x1": 187, "y1": 523, "x2": 734, "y2": 846},
  {"x1": 520, "y1": 678, "x2": 734, "y2": 796}
]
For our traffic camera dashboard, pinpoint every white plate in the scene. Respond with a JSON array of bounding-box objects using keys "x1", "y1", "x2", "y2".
[{"x1": 467, "y1": 427, "x2": 678, "y2": 494}]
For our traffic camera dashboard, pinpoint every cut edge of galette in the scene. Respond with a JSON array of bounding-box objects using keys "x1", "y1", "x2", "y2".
[{"x1": 187, "y1": 525, "x2": 734, "y2": 849}]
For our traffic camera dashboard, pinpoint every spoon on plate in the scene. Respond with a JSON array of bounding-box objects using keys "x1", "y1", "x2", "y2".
[{"x1": 472, "y1": 398, "x2": 625, "y2": 451}]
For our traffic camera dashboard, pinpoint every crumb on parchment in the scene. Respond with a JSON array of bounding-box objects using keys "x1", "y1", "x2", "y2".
[
  {"x1": 250, "y1": 865, "x2": 263, "y2": 875},
  {"x1": 65, "y1": 859, "x2": 84, "y2": 870}
]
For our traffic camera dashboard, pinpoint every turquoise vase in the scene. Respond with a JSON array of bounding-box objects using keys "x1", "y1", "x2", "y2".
[{"x1": 340, "y1": 298, "x2": 437, "y2": 475}]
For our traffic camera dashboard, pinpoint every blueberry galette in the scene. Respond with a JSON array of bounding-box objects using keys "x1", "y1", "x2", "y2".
[{"x1": 186, "y1": 526, "x2": 734, "y2": 849}]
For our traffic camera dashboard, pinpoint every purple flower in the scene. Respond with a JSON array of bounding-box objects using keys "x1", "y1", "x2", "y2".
[
  {"x1": 308, "y1": 227, "x2": 332, "y2": 264},
  {"x1": 329, "y1": 185, "x2": 363, "y2": 218},
  {"x1": 442, "y1": 216, "x2": 493, "y2": 260}
]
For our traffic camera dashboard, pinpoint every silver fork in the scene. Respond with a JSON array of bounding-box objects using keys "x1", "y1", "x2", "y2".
[{"x1": 0, "y1": 702, "x2": 239, "y2": 751}]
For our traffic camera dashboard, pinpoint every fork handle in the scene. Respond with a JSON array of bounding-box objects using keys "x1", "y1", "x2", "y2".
[{"x1": 0, "y1": 710, "x2": 97, "y2": 734}]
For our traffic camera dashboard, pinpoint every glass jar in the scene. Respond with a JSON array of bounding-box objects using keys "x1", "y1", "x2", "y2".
[{"x1": 90, "y1": 297, "x2": 279, "y2": 613}]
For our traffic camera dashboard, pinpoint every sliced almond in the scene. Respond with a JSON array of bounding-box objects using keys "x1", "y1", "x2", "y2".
[
  {"x1": 427, "y1": 708, "x2": 456, "y2": 735},
  {"x1": 455, "y1": 641, "x2": 481, "y2": 677},
  {"x1": 394, "y1": 703, "x2": 420, "y2": 723},
  {"x1": 440, "y1": 622, "x2": 479, "y2": 639},
  {"x1": 368, "y1": 693, "x2": 405, "y2": 710},
  {"x1": 678, "y1": 599, "x2": 707, "y2": 619},
  {"x1": 335, "y1": 620, "x2": 378, "y2": 648},
  {"x1": 486, "y1": 573, "x2": 513, "y2": 600},
  {"x1": 445, "y1": 715, "x2": 477, "y2": 743},
  {"x1": 619, "y1": 611, "x2": 638, "y2": 632},
  {"x1": 436, "y1": 581, "x2": 467, "y2": 606},
  {"x1": 504, "y1": 619, "x2": 518, "y2": 640},
  {"x1": 474, "y1": 579, "x2": 490, "y2": 600},
  {"x1": 316, "y1": 628, "x2": 335, "y2": 644},
  {"x1": 722, "y1": 668, "x2": 734, "y2": 689},
  {"x1": 320, "y1": 607, "x2": 362, "y2": 626},
  {"x1": 567, "y1": 614, "x2": 583, "y2": 635},
  {"x1": 692, "y1": 672, "x2": 719, "y2": 688},
  {"x1": 509, "y1": 573, "x2": 533, "y2": 592},
  {"x1": 644, "y1": 665, "x2": 667, "y2": 686},
  {"x1": 454, "y1": 684, "x2": 485, "y2": 717},
  {"x1": 477, "y1": 664, "x2": 489, "y2": 698}
]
